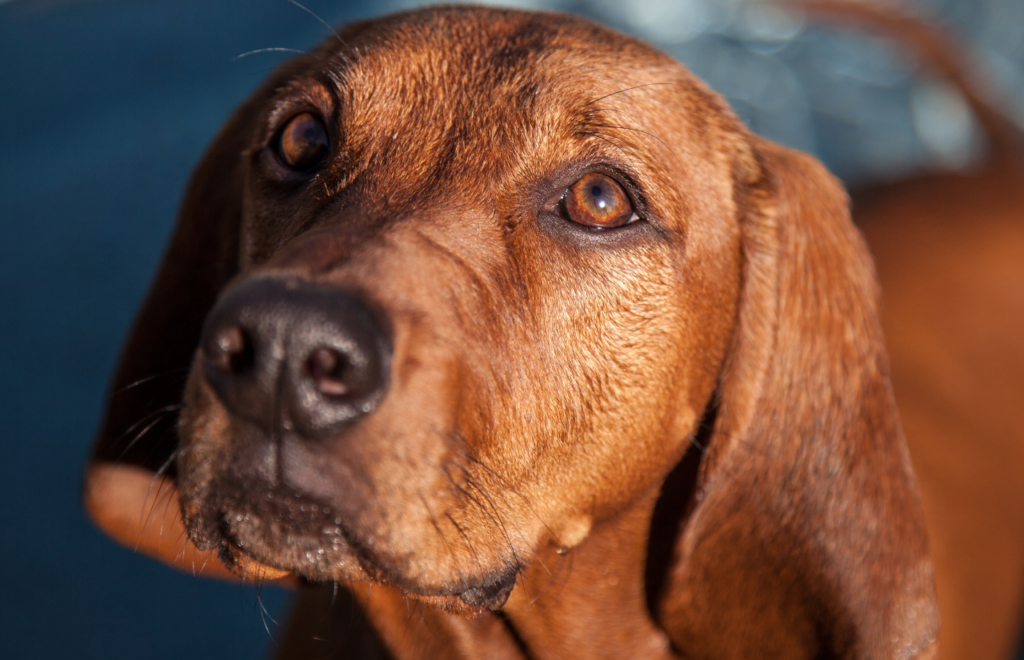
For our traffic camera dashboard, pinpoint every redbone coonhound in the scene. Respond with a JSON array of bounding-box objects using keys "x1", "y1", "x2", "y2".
[{"x1": 84, "y1": 6, "x2": 940, "y2": 659}]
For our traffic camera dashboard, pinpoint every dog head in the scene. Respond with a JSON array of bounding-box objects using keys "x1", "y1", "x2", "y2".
[
  {"x1": 86, "y1": 5, "x2": 937, "y2": 654},
  {"x1": 176, "y1": 7, "x2": 748, "y2": 608}
]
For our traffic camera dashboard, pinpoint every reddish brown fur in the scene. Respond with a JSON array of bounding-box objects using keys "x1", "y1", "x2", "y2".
[{"x1": 84, "y1": 6, "x2": 937, "y2": 658}]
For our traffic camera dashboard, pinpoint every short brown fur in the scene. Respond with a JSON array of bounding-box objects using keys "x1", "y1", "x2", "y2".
[{"x1": 85, "y1": 7, "x2": 937, "y2": 659}]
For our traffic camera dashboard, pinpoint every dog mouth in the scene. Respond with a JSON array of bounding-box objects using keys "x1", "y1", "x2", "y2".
[
  {"x1": 183, "y1": 476, "x2": 519, "y2": 610},
  {"x1": 195, "y1": 481, "x2": 368, "y2": 584}
]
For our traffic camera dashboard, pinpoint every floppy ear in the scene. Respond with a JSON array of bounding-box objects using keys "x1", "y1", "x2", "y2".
[
  {"x1": 83, "y1": 85, "x2": 267, "y2": 579},
  {"x1": 658, "y1": 138, "x2": 939, "y2": 658}
]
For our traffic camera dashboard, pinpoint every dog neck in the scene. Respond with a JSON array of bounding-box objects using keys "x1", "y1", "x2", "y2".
[
  {"x1": 353, "y1": 486, "x2": 678, "y2": 660},
  {"x1": 501, "y1": 487, "x2": 676, "y2": 660}
]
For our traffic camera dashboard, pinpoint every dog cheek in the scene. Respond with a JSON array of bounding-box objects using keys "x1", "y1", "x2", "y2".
[{"x1": 496, "y1": 253, "x2": 691, "y2": 521}]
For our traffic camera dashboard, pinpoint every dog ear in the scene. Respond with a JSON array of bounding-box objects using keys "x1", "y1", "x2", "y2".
[
  {"x1": 658, "y1": 138, "x2": 939, "y2": 658},
  {"x1": 82, "y1": 83, "x2": 268, "y2": 578}
]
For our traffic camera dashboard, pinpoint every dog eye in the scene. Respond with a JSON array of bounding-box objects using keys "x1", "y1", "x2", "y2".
[
  {"x1": 275, "y1": 112, "x2": 329, "y2": 172},
  {"x1": 564, "y1": 173, "x2": 636, "y2": 229}
]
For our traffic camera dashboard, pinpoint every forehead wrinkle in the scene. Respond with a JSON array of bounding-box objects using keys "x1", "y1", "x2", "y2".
[
  {"x1": 525, "y1": 54, "x2": 693, "y2": 166},
  {"x1": 484, "y1": 59, "x2": 678, "y2": 205},
  {"x1": 321, "y1": 20, "x2": 569, "y2": 208}
]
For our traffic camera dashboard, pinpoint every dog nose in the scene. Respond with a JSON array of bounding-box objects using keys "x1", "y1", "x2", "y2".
[{"x1": 200, "y1": 277, "x2": 391, "y2": 439}]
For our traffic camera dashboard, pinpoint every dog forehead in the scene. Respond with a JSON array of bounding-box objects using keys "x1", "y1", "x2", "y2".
[
  {"x1": 333, "y1": 6, "x2": 667, "y2": 88},
  {"x1": 243, "y1": 6, "x2": 737, "y2": 261},
  {"x1": 315, "y1": 7, "x2": 688, "y2": 186}
]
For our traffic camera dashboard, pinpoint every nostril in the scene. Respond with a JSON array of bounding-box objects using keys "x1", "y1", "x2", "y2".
[
  {"x1": 200, "y1": 276, "x2": 391, "y2": 438},
  {"x1": 209, "y1": 325, "x2": 253, "y2": 374},
  {"x1": 305, "y1": 347, "x2": 350, "y2": 397}
]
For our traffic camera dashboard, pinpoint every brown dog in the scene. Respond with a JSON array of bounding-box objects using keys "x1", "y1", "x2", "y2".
[{"x1": 84, "y1": 6, "x2": 938, "y2": 658}]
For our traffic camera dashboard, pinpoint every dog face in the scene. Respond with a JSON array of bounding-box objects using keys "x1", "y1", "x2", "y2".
[
  {"x1": 176, "y1": 7, "x2": 746, "y2": 609},
  {"x1": 88, "y1": 6, "x2": 940, "y2": 655}
]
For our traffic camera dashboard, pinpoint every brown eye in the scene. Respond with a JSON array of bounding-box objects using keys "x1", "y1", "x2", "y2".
[
  {"x1": 564, "y1": 173, "x2": 635, "y2": 229},
  {"x1": 276, "y1": 112, "x2": 329, "y2": 171}
]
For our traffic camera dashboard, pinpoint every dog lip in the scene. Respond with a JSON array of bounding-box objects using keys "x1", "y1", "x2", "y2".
[
  {"x1": 181, "y1": 474, "x2": 371, "y2": 581},
  {"x1": 184, "y1": 448, "x2": 522, "y2": 598},
  {"x1": 206, "y1": 486, "x2": 522, "y2": 601},
  {"x1": 217, "y1": 504, "x2": 371, "y2": 583},
  {"x1": 217, "y1": 540, "x2": 292, "y2": 580},
  {"x1": 189, "y1": 485, "x2": 385, "y2": 586},
  {"x1": 457, "y1": 568, "x2": 519, "y2": 610},
  {"x1": 181, "y1": 500, "x2": 223, "y2": 553}
]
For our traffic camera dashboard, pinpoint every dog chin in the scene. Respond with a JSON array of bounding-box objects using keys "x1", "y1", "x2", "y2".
[
  {"x1": 212, "y1": 498, "x2": 372, "y2": 585},
  {"x1": 185, "y1": 481, "x2": 521, "y2": 611},
  {"x1": 220, "y1": 524, "x2": 518, "y2": 614}
]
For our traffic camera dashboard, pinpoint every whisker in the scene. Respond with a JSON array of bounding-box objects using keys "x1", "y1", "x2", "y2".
[
  {"x1": 449, "y1": 474, "x2": 525, "y2": 580},
  {"x1": 590, "y1": 132, "x2": 640, "y2": 166},
  {"x1": 688, "y1": 432, "x2": 708, "y2": 453},
  {"x1": 233, "y1": 47, "x2": 311, "y2": 61},
  {"x1": 583, "y1": 81, "x2": 682, "y2": 108},
  {"x1": 587, "y1": 122, "x2": 670, "y2": 150},
  {"x1": 136, "y1": 451, "x2": 180, "y2": 550},
  {"x1": 115, "y1": 404, "x2": 181, "y2": 459},
  {"x1": 418, "y1": 491, "x2": 466, "y2": 585},
  {"x1": 450, "y1": 481, "x2": 495, "y2": 543},
  {"x1": 285, "y1": 0, "x2": 348, "y2": 51},
  {"x1": 529, "y1": 547, "x2": 574, "y2": 605},
  {"x1": 197, "y1": 545, "x2": 216, "y2": 579},
  {"x1": 360, "y1": 581, "x2": 373, "y2": 620},
  {"x1": 464, "y1": 451, "x2": 562, "y2": 548},
  {"x1": 112, "y1": 369, "x2": 189, "y2": 396},
  {"x1": 460, "y1": 474, "x2": 523, "y2": 577},
  {"x1": 174, "y1": 527, "x2": 192, "y2": 564},
  {"x1": 155, "y1": 473, "x2": 181, "y2": 541},
  {"x1": 255, "y1": 578, "x2": 280, "y2": 632},
  {"x1": 445, "y1": 512, "x2": 482, "y2": 571},
  {"x1": 401, "y1": 593, "x2": 414, "y2": 647}
]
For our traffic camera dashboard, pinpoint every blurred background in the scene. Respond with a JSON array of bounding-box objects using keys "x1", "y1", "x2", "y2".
[{"x1": 1, "y1": 0, "x2": 1021, "y2": 657}]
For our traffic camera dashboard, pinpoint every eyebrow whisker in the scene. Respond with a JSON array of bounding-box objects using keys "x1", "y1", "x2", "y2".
[{"x1": 583, "y1": 81, "x2": 682, "y2": 108}]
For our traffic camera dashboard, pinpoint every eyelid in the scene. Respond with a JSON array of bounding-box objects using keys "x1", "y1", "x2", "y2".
[{"x1": 260, "y1": 80, "x2": 338, "y2": 149}]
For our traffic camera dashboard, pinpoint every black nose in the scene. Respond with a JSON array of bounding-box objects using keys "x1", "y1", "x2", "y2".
[{"x1": 199, "y1": 277, "x2": 391, "y2": 439}]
